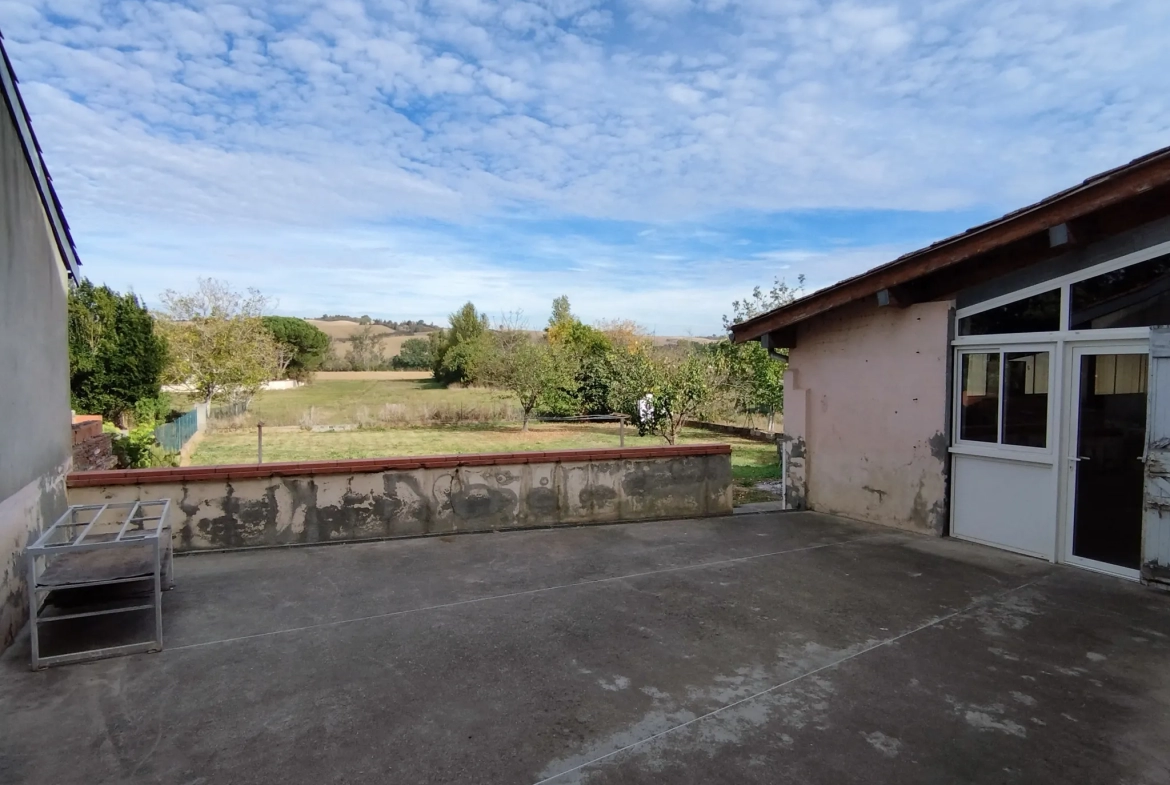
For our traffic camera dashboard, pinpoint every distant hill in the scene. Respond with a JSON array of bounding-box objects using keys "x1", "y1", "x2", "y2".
[
  {"x1": 313, "y1": 314, "x2": 438, "y2": 333},
  {"x1": 306, "y1": 319, "x2": 403, "y2": 341}
]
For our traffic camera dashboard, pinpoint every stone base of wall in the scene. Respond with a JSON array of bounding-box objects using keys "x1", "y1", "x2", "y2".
[
  {"x1": 71, "y1": 416, "x2": 116, "y2": 471},
  {"x1": 68, "y1": 445, "x2": 733, "y2": 552},
  {"x1": 1, "y1": 464, "x2": 68, "y2": 651}
]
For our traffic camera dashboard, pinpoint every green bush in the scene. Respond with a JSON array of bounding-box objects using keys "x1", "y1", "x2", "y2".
[
  {"x1": 105, "y1": 423, "x2": 178, "y2": 469},
  {"x1": 132, "y1": 393, "x2": 176, "y2": 428}
]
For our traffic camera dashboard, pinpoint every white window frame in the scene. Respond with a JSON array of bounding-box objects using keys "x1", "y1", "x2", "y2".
[
  {"x1": 953, "y1": 343, "x2": 1056, "y2": 462},
  {"x1": 952, "y1": 237, "x2": 1170, "y2": 346}
]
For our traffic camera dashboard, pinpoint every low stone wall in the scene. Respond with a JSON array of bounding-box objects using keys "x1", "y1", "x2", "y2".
[
  {"x1": 67, "y1": 445, "x2": 733, "y2": 552},
  {"x1": 685, "y1": 420, "x2": 780, "y2": 444}
]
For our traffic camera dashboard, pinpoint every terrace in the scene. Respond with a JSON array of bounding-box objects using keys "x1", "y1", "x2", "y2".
[{"x1": 2, "y1": 510, "x2": 1168, "y2": 784}]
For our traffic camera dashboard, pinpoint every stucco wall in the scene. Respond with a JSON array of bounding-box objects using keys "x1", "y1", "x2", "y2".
[
  {"x1": 0, "y1": 90, "x2": 72, "y2": 649},
  {"x1": 68, "y1": 446, "x2": 734, "y2": 551},
  {"x1": 782, "y1": 298, "x2": 953, "y2": 533}
]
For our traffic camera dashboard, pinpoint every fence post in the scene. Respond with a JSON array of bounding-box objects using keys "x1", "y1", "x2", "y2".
[
  {"x1": 619, "y1": 415, "x2": 625, "y2": 447},
  {"x1": 257, "y1": 421, "x2": 264, "y2": 464}
]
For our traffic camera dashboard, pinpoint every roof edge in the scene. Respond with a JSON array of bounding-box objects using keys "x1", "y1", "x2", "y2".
[
  {"x1": 732, "y1": 144, "x2": 1170, "y2": 342},
  {"x1": 0, "y1": 29, "x2": 81, "y2": 282}
]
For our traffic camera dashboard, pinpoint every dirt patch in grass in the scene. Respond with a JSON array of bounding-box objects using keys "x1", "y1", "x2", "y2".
[{"x1": 314, "y1": 371, "x2": 432, "y2": 381}]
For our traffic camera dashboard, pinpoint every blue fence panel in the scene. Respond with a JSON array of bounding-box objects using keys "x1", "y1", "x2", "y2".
[{"x1": 155, "y1": 408, "x2": 199, "y2": 453}]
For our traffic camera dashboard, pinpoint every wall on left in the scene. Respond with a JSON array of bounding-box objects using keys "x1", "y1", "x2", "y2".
[{"x1": 0, "y1": 82, "x2": 73, "y2": 651}]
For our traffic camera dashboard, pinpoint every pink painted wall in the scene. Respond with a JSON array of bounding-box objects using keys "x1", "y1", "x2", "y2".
[{"x1": 783, "y1": 298, "x2": 953, "y2": 533}]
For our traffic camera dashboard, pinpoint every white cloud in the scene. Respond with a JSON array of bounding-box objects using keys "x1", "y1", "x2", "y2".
[{"x1": 0, "y1": 0, "x2": 1167, "y2": 332}]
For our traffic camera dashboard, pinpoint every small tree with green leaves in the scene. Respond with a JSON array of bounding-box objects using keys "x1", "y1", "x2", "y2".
[
  {"x1": 68, "y1": 280, "x2": 168, "y2": 424},
  {"x1": 477, "y1": 328, "x2": 579, "y2": 431},
  {"x1": 156, "y1": 278, "x2": 280, "y2": 404},
  {"x1": 718, "y1": 274, "x2": 804, "y2": 429},
  {"x1": 542, "y1": 296, "x2": 618, "y2": 415},
  {"x1": 608, "y1": 346, "x2": 728, "y2": 444},
  {"x1": 393, "y1": 337, "x2": 433, "y2": 370},
  {"x1": 431, "y1": 302, "x2": 490, "y2": 385}
]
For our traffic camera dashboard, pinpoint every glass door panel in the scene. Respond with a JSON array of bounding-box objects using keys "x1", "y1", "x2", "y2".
[{"x1": 1070, "y1": 351, "x2": 1148, "y2": 570}]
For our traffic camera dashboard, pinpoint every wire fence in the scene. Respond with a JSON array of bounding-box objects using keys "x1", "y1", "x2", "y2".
[
  {"x1": 154, "y1": 408, "x2": 199, "y2": 453},
  {"x1": 210, "y1": 400, "x2": 249, "y2": 421}
]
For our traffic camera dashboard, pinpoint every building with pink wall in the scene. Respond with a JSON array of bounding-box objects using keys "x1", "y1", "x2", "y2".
[
  {"x1": 782, "y1": 299, "x2": 952, "y2": 533},
  {"x1": 733, "y1": 146, "x2": 1170, "y2": 587}
]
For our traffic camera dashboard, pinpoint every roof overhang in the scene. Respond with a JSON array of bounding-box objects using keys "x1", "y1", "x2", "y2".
[
  {"x1": 731, "y1": 146, "x2": 1170, "y2": 343},
  {"x1": 0, "y1": 29, "x2": 81, "y2": 283}
]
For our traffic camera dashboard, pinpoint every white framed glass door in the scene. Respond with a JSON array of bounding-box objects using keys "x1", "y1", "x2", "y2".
[{"x1": 1062, "y1": 342, "x2": 1149, "y2": 578}]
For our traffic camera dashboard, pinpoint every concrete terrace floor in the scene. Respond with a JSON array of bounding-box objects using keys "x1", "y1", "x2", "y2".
[{"x1": 2, "y1": 512, "x2": 1169, "y2": 785}]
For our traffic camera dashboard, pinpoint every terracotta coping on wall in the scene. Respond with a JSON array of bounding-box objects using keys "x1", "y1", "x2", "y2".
[{"x1": 66, "y1": 444, "x2": 733, "y2": 488}]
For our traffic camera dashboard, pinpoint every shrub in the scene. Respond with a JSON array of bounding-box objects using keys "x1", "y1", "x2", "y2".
[{"x1": 107, "y1": 423, "x2": 178, "y2": 469}]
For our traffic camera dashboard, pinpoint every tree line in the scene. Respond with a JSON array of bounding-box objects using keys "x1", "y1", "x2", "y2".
[
  {"x1": 423, "y1": 281, "x2": 802, "y2": 442},
  {"x1": 315, "y1": 314, "x2": 436, "y2": 333},
  {"x1": 67, "y1": 275, "x2": 802, "y2": 455}
]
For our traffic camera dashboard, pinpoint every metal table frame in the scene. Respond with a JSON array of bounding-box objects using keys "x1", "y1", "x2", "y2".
[{"x1": 26, "y1": 500, "x2": 173, "y2": 669}]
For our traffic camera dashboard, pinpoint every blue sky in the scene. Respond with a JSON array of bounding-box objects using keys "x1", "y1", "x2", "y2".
[{"x1": 3, "y1": 0, "x2": 1168, "y2": 335}]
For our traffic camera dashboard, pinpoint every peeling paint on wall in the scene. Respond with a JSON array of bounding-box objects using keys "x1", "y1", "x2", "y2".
[
  {"x1": 0, "y1": 463, "x2": 68, "y2": 650},
  {"x1": 780, "y1": 435, "x2": 808, "y2": 511}
]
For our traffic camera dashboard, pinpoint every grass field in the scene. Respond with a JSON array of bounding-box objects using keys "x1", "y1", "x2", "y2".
[
  {"x1": 207, "y1": 378, "x2": 516, "y2": 427},
  {"x1": 191, "y1": 378, "x2": 780, "y2": 504},
  {"x1": 191, "y1": 423, "x2": 779, "y2": 502}
]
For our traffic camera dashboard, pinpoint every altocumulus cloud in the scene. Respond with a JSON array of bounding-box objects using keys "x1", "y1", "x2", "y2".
[{"x1": 2, "y1": 0, "x2": 1168, "y2": 333}]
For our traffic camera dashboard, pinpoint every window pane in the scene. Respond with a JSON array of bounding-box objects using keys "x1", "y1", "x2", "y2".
[
  {"x1": 1094, "y1": 353, "x2": 1148, "y2": 395},
  {"x1": 1070, "y1": 253, "x2": 1170, "y2": 330},
  {"x1": 1003, "y1": 352, "x2": 1049, "y2": 447},
  {"x1": 960, "y1": 352, "x2": 1000, "y2": 442},
  {"x1": 958, "y1": 289, "x2": 1060, "y2": 336}
]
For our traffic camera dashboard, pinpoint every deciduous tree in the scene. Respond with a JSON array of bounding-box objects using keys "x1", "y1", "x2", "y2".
[
  {"x1": 722, "y1": 274, "x2": 806, "y2": 329},
  {"x1": 608, "y1": 346, "x2": 728, "y2": 444},
  {"x1": 477, "y1": 328, "x2": 579, "y2": 431},
  {"x1": 346, "y1": 323, "x2": 387, "y2": 371},
  {"x1": 393, "y1": 337, "x2": 433, "y2": 370},
  {"x1": 718, "y1": 274, "x2": 804, "y2": 429},
  {"x1": 156, "y1": 278, "x2": 280, "y2": 404},
  {"x1": 431, "y1": 302, "x2": 490, "y2": 385}
]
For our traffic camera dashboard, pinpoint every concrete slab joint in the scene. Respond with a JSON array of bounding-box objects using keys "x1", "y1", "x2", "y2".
[{"x1": 66, "y1": 446, "x2": 735, "y2": 551}]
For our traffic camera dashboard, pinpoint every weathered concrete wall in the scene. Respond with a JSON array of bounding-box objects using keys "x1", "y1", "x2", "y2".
[
  {"x1": 0, "y1": 88, "x2": 73, "y2": 649},
  {"x1": 72, "y1": 418, "x2": 116, "y2": 471},
  {"x1": 783, "y1": 298, "x2": 953, "y2": 534},
  {"x1": 68, "y1": 446, "x2": 734, "y2": 551}
]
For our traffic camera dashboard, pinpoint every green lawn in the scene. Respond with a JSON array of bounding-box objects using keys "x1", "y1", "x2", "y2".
[
  {"x1": 190, "y1": 423, "x2": 778, "y2": 498},
  {"x1": 186, "y1": 379, "x2": 781, "y2": 504}
]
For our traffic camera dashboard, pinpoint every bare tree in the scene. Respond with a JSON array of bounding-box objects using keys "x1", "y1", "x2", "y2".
[
  {"x1": 346, "y1": 324, "x2": 387, "y2": 371},
  {"x1": 722, "y1": 275, "x2": 806, "y2": 329}
]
